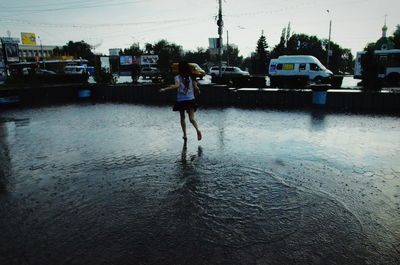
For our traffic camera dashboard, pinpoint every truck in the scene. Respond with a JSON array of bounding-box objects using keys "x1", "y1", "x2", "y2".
[{"x1": 269, "y1": 55, "x2": 333, "y2": 88}]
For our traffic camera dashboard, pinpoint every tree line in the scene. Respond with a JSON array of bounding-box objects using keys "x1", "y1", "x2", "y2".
[{"x1": 53, "y1": 24, "x2": 400, "y2": 76}]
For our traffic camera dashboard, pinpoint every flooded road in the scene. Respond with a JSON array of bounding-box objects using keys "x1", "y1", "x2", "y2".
[{"x1": 0, "y1": 104, "x2": 399, "y2": 265}]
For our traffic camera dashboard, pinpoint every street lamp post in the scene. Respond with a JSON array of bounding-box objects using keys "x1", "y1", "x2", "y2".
[
  {"x1": 326, "y1": 10, "x2": 332, "y2": 67},
  {"x1": 217, "y1": 0, "x2": 223, "y2": 77},
  {"x1": 226, "y1": 30, "x2": 229, "y2": 66},
  {"x1": 38, "y1": 36, "x2": 46, "y2": 69}
]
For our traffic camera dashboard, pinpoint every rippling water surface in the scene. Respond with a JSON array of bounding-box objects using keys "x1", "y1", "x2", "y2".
[{"x1": 0, "y1": 103, "x2": 399, "y2": 265}]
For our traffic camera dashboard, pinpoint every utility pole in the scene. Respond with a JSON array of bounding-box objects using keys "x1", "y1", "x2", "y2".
[
  {"x1": 38, "y1": 36, "x2": 46, "y2": 69},
  {"x1": 217, "y1": 0, "x2": 223, "y2": 77},
  {"x1": 226, "y1": 30, "x2": 229, "y2": 66},
  {"x1": 326, "y1": 10, "x2": 332, "y2": 67}
]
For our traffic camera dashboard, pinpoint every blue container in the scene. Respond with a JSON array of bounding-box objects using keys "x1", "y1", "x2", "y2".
[
  {"x1": 312, "y1": 91, "x2": 327, "y2": 105},
  {"x1": 78, "y1": 89, "x2": 91, "y2": 98},
  {"x1": 87, "y1": 67, "x2": 95, "y2": 75}
]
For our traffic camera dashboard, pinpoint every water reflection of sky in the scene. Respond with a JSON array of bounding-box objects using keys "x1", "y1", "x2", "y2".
[{"x1": 201, "y1": 108, "x2": 399, "y2": 170}]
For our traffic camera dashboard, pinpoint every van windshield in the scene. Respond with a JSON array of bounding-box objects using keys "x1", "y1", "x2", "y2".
[
  {"x1": 310, "y1": 63, "x2": 320, "y2": 71},
  {"x1": 192, "y1": 65, "x2": 202, "y2": 70}
]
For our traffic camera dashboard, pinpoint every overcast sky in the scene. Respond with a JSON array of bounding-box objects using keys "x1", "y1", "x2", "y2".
[{"x1": 0, "y1": 0, "x2": 399, "y2": 57}]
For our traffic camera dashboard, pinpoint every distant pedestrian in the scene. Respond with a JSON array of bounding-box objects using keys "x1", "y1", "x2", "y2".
[{"x1": 160, "y1": 61, "x2": 202, "y2": 141}]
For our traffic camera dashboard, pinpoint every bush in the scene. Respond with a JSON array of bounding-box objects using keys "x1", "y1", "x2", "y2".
[
  {"x1": 94, "y1": 69, "x2": 116, "y2": 84},
  {"x1": 131, "y1": 64, "x2": 141, "y2": 83},
  {"x1": 361, "y1": 48, "x2": 382, "y2": 91}
]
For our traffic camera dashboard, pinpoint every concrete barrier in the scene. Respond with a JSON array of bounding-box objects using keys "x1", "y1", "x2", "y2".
[{"x1": 1, "y1": 83, "x2": 400, "y2": 113}]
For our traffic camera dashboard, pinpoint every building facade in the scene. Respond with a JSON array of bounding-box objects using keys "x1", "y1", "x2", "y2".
[
  {"x1": 18, "y1": 44, "x2": 59, "y2": 62},
  {"x1": 374, "y1": 18, "x2": 395, "y2": 50}
]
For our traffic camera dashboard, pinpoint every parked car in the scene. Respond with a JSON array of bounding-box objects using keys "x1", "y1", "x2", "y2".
[
  {"x1": 209, "y1": 66, "x2": 250, "y2": 77},
  {"x1": 141, "y1": 67, "x2": 160, "y2": 79},
  {"x1": 36, "y1": 69, "x2": 56, "y2": 75},
  {"x1": 171, "y1": 63, "x2": 206, "y2": 79},
  {"x1": 22, "y1": 67, "x2": 56, "y2": 75},
  {"x1": 64, "y1": 65, "x2": 87, "y2": 75}
]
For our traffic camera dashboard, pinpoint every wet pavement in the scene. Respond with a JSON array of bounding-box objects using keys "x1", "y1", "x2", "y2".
[{"x1": 0, "y1": 103, "x2": 399, "y2": 265}]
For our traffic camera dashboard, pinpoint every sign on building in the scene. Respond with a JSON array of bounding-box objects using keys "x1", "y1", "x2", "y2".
[
  {"x1": 0, "y1": 37, "x2": 20, "y2": 44},
  {"x1": 120, "y1": 55, "x2": 138, "y2": 65},
  {"x1": 109, "y1": 48, "x2": 121, "y2": 56},
  {"x1": 4, "y1": 43, "x2": 19, "y2": 62},
  {"x1": 100, "y1": 57, "x2": 110, "y2": 72},
  {"x1": 21, "y1": 32, "x2": 36, "y2": 45},
  {"x1": 140, "y1": 55, "x2": 158, "y2": 65},
  {"x1": 120, "y1": 55, "x2": 133, "y2": 65}
]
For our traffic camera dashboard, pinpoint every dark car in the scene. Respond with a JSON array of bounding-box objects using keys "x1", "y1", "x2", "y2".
[{"x1": 36, "y1": 69, "x2": 56, "y2": 75}]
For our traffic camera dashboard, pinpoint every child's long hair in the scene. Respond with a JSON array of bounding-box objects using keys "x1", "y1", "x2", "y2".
[{"x1": 178, "y1": 61, "x2": 191, "y2": 94}]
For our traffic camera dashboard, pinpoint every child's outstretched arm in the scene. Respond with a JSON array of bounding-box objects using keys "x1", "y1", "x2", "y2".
[{"x1": 160, "y1": 80, "x2": 179, "y2": 92}]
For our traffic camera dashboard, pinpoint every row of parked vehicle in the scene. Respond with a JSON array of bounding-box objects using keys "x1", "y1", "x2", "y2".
[
  {"x1": 21, "y1": 65, "x2": 95, "y2": 76},
  {"x1": 141, "y1": 63, "x2": 250, "y2": 80}
]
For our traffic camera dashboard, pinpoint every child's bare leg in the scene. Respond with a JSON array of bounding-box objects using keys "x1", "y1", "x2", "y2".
[
  {"x1": 188, "y1": 109, "x2": 202, "y2": 140},
  {"x1": 179, "y1": 111, "x2": 187, "y2": 140}
]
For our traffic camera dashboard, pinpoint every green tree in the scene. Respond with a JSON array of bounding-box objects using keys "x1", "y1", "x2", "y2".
[
  {"x1": 323, "y1": 41, "x2": 354, "y2": 74},
  {"x1": 393, "y1": 24, "x2": 400, "y2": 49},
  {"x1": 241, "y1": 56, "x2": 253, "y2": 73},
  {"x1": 286, "y1": 34, "x2": 325, "y2": 60},
  {"x1": 255, "y1": 32, "x2": 269, "y2": 74},
  {"x1": 123, "y1": 43, "x2": 143, "y2": 56},
  {"x1": 144, "y1": 43, "x2": 153, "y2": 54},
  {"x1": 270, "y1": 27, "x2": 287, "y2": 59},
  {"x1": 53, "y1": 41, "x2": 95, "y2": 65},
  {"x1": 364, "y1": 42, "x2": 376, "y2": 51},
  {"x1": 146, "y1": 39, "x2": 183, "y2": 72},
  {"x1": 184, "y1": 47, "x2": 210, "y2": 66},
  {"x1": 361, "y1": 46, "x2": 381, "y2": 90},
  {"x1": 222, "y1": 44, "x2": 243, "y2": 67},
  {"x1": 271, "y1": 33, "x2": 353, "y2": 74}
]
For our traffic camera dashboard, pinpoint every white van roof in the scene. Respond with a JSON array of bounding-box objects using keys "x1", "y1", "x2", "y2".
[{"x1": 275, "y1": 55, "x2": 322, "y2": 63}]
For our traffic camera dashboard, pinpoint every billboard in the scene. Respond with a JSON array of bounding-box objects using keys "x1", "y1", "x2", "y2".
[
  {"x1": 21, "y1": 32, "x2": 36, "y2": 45},
  {"x1": 119, "y1": 55, "x2": 133, "y2": 65},
  {"x1": 100, "y1": 56, "x2": 110, "y2": 72},
  {"x1": 4, "y1": 43, "x2": 19, "y2": 62},
  {"x1": 109, "y1": 48, "x2": 121, "y2": 56},
  {"x1": 140, "y1": 55, "x2": 158, "y2": 65}
]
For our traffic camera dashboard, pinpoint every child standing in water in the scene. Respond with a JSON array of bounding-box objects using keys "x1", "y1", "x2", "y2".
[{"x1": 160, "y1": 61, "x2": 202, "y2": 141}]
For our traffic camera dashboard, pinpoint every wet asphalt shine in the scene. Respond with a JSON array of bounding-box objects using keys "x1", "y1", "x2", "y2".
[{"x1": 0, "y1": 103, "x2": 399, "y2": 265}]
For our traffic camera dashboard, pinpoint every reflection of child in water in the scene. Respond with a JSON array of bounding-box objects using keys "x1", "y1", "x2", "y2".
[
  {"x1": 181, "y1": 141, "x2": 203, "y2": 165},
  {"x1": 160, "y1": 61, "x2": 202, "y2": 142}
]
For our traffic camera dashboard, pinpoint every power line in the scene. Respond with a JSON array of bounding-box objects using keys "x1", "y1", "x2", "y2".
[
  {"x1": 2, "y1": 0, "x2": 108, "y2": 10},
  {"x1": 0, "y1": 15, "x2": 215, "y2": 29},
  {"x1": 0, "y1": 0, "x2": 148, "y2": 15},
  {"x1": 223, "y1": 0, "x2": 369, "y2": 18}
]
